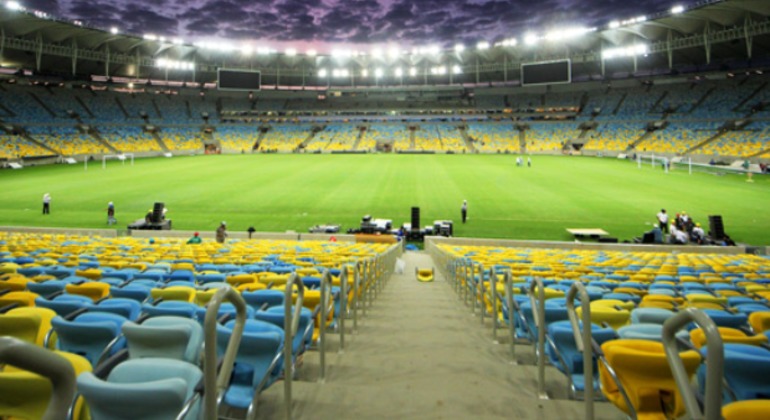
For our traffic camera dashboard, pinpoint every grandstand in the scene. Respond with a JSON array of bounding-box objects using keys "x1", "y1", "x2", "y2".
[{"x1": 2, "y1": 1, "x2": 770, "y2": 419}]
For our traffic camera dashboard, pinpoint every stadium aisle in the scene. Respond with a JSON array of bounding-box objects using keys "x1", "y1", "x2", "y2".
[{"x1": 252, "y1": 251, "x2": 624, "y2": 419}]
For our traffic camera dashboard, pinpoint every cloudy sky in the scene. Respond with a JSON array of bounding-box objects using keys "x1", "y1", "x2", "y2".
[{"x1": 23, "y1": 0, "x2": 677, "y2": 48}]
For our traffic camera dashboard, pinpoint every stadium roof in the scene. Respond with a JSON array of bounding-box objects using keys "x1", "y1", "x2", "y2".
[{"x1": 0, "y1": 0, "x2": 768, "y2": 87}]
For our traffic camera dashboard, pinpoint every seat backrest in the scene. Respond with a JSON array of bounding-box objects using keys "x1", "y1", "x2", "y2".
[
  {"x1": 78, "y1": 373, "x2": 189, "y2": 420},
  {"x1": 51, "y1": 314, "x2": 126, "y2": 365},
  {"x1": 0, "y1": 313, "x2": 40, "y2": 344},
  {"x1": 124, "y1": 316, "x2": 203, "y2": 363},
  {"x1": 242, "y1": 290, "x2": 284, "y2": 310}
]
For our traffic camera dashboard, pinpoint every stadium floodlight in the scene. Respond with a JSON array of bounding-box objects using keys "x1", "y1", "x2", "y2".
[
  {"x1": 128, "y1": 82, "x2": 134, "y2": 89},
  {"x1": 110, "y1": 27, "x2": 119, "y2": 35},
  {"x1": 172, "y1": 38, "x2": 184, "y2": 45},
  {"x1": 455, "y1": 44, "x2": 465, "y2": 53},
  {"x1": 452, "y1": 65, "x2": 462, "y2": 74},
  {"x1": 374, "y1": 68, "x2": 384, "y2": 78},
  {"x1": 394, "y1": 68, "x2": 403, "y2": 77},
  {"x1": 285, "y1": 48, "x2": 297, "y2": 57},
  {"x1": 498, "y1": 38, "x2": 517, "y2": 47},
  {"x1": 5, "y1": 1, "x2": 22, "y2": 11},
  {"x1": 332, "y1": 49, "x2": 353, "y2": 59},
  {"x1": 387, "y1": 46, "x2": 401, "y2": 59},
  {"x1": 602, "y1": 44, "x2": 649, "y2": 60},
  {"x1": 318, "y1": 68, "x2": 328, "y2": 78},
  {"x1": 477, "y1": 41, "x2": 490, "y2": 50},
  {"x1": 671, "y1": 5, "x2": 684, "y2": 14},
  {"x1": 608, "y1": 20, "x2": 620, "y2": 29},
  {"x1": 306, "y1": 49, "x2": 317, "y2": 57},
  {"x1": 332, "y1": 69, "x2": 349, "y2": 78},
  {"x1": 409, "y1": 67, "x2": 418, "y2": 77},
  {"x1": 256, "y1": 47, "x2": 272, "y2": 55},
  {"x1": 524, "y1": 33, "x2": 538, "y2": 46},
  {"x1": 371, "y1": 47, "x2": 384, "y2": 59},
  {"x1": 361, "y1": 69, "x2": 369, "y2": 78},
  {"x1": 240, "y1": 46, "x2": 253, "y2": 56},
  {"x1": 143, "y1": 34, "x2": 158, "y2": 41},
  {"x1": 545, "y1": 27, "x2": 594, "y2": 42}
]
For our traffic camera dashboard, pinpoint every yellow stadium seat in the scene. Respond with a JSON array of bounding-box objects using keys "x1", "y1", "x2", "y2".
[
  {"x1": 65, "y1": 282, "x2": 111, "y2": 302},
  {"x1": 0, "y1": 274, "x2": 30, "y2": 292},
  {"x1": 599, "y1": 339, "x2": 701, "y2": 420},
  {"x1": 0, "y1": 291, "x2": 39, "y2": 308},
  {"x1": 723, "y1": 400, "x2": 770, "y2": 420},
  {"x1": 749, "y1": 312, "x2": 770, "y2": 333},
  {"x1": 689, "y1": 327, "x2": 767, "y2": 349}
]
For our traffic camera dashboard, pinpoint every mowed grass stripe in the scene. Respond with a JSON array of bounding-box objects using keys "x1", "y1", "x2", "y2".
[{"x1": 0, "y1": 154, "x2": 768, "y2": 245}]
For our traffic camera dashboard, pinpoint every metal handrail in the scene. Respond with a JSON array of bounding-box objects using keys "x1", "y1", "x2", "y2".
[
  {"x1": 284, "y1": 272, "x2": 306, "y2": 420},
  {"x1": 501, "y1": 268, "x2": 518, "y2": 364},
  {"x1": 529, "y1": 277, "x2": 548, "y2": 400},
  {"x1": 0, "y1": 336, "x2": 76, "y2": 420},
  {"x1": 566, "y1": 282, "x2": 594, "y2": 420},
  {"x1": 662, "y1": 308, "x2": 723, "y2": 420},
  {"x1": 318, "y1": 269, "x2": 332, "y2": 381},
  {"x1": 337, "y1": 265, "x2": 348, "y2": 351},
  {"x1": 527, "y1": 277, "x2": 548, "y2": 400},
  {"x1": 203, "y1": 285, "x2": 248, "y2": 420}
]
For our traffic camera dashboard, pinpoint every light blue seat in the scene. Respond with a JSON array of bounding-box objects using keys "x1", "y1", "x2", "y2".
[
  {"x1": 630, "y1": 308, "x2": 675, "y2": 325},
  {"x1": 546, "y1": 320, "x2": 616, "y2": 394},
  {"x1": 216, "y1": 319, "x2": 284, "y2": 411},
  {"x1": 110, "y1": 284, "x2": 151, "y2": 303},
  {"x1": 701, "y1": 310, "x2": 748, "y2": 329},
  {"x1": 254, "y1": 306, "x2": 313, "y2": 356},
  {"x1": 697, "y1": 343, "x2": 770, "y2": 403},
  {"x1": 196, "y1": 273, "x2": 226, "y2": 284},
  {"x1": 122, "y1": 316, "x2": 203, "y2": 364},
  {"x1": 242, "y1": 290, "x2": 284, "y2": 311},
  {"x1": 141, "y1": 301, "x2": 198, "y2": 319},
  {"x1": 52, "y1": 312, "x2": 128, "y2": 366},
  {"x1": 34, "y1": 294, "x2": 92, "y2": 317},
  {"x1": 77, "y1": 358, "x2": 202, "y2": 420},
  {"x1": 27, "y1": 280, "x2": 73, "y2": 296},
  {"x1": 92, "y1": 298, "x2": 142, "y2": 320}
]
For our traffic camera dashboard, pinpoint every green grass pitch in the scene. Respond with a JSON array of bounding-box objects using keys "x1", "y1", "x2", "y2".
[{"x1": 1, "y1": 154, "x2": 769, "y2": 245}]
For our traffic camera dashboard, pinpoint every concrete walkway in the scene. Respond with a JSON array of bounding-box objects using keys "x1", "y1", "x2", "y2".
[{"x1": 250, "y1": 251, "x2": 624, "y2": 420}]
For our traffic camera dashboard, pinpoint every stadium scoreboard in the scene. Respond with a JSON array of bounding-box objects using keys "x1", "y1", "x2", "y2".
[
  {"x1": 521, "y1": 59, "x2": 571, "y2": 86},
  {"x1": 217, "y1": 69, "x2": 261, "y2": 91}
]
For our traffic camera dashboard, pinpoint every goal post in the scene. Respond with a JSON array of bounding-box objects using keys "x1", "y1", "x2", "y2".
[{"x1": 102, "y1": 153, "x2": 134, "y2": 169}]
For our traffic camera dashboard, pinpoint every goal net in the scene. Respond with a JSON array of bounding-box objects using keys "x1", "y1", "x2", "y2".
[{"x1": 102, "y1": 153, "x2": 135, "y2": 169}]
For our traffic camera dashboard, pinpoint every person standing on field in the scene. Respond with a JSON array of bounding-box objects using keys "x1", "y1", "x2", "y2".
[
  {"x1": 461, "y1": 200, "x2": 468, "y2": 224},
  {"x1": 107, "y1": 201, "x2": 116, "y2": 225},
  {"x1": 42, "y1": 193, "x2": 51, "y2": 215},
  {"x1": 216, "y1": 222, "x2": 228, "y2": 244},
  {"x1": 657, "y1": 209, "x2": 669, "y2": 233}
]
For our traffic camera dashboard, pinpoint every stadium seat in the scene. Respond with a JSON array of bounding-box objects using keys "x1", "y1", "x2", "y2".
[
  {"x1": 122, "y1": 316, "x2": 203, "y2": 364},
  {"x1": 51, "y1": 312, "x2": 128, "y2": 366},
  {"x1": 77, "y1": 358, "x2": 202, "y2": 420},
  {"x1": 697, "y1": 343, "x2": 770, "y2": 403},
  {"x1": 546, "y1": 320, "x2": 616, "y2": 396},
  {"x1": 0, "y1": 307, "x2": 57, "y2": 347},
  {"x1": 216, "y1": 319, "x2": 285, "y2": 412},
  {"x1": 599, "y1": 339, "x2": 701, "y2": 419},
  {"x1": 689, "y1": 327, "x2": 768, "y2": 349}
]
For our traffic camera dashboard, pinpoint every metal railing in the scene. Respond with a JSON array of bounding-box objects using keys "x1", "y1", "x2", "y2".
[
  {"x1": 528, "y1": 277, "x2": 548, "y2": 400},
  {"x1": 284, "y1": 273, "x2": 306, "y2": 420},
  {"x1": 662, "y1": 308, "x2": 724, "y2": 420},
  {"x1": 0, "y1": 336, "x2": 77, "y2": 420},
  {"x1": 202, "y1": 285, "x2": 249, "y2": 420},
  {"x1": 566, "y1": 282, "x2": 595, "y2": 420}
]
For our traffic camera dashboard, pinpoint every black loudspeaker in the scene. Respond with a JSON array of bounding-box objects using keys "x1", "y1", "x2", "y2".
[
  {"x1": 151, "y1": 202, "x2": 165, "y2": 223},
  {"x1": 598, "y1": 237, "x2": 619, "y2": 243},
  {"x1": 709, "y1": 215, "x2": 725, "y2": 240},
  {"x1": 411, "y1": 207, "x2": 420, "y2": 232}
]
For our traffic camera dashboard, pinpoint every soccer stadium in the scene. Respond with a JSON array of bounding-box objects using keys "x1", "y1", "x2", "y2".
[{"x1": 1, "y1": 0, "x2": 770, "y2": 418}]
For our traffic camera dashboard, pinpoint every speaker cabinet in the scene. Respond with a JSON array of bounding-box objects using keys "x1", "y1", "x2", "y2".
[
  {"x1": 708, "y1": 215, "x2": 725, "y2": 240},
  {"x1": 151, "y1": 202, "x2": 165, "y2": 224},
  {"x1": 411, "y1": 207, "x2": 420, "y2": 232}
]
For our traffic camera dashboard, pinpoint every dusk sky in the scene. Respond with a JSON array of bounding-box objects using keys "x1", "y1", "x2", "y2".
[{"x1": 23, "y1": 0, "x2": 679, "y2": 48}]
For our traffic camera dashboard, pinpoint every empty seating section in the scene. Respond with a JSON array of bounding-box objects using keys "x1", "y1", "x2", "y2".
[
  {"x1": 414, "y1": 124, "x2": 466, "y2": 152},
  {"x1": 698, "y1": 124, "x2": 770, "y2": 157},
  {"x1": 100, "y1": 126, "x2": 161, "y2": 153},
  {"x1": 27, "y1": 126, "x2": 109, "y2": 156},
  {"x1": 76, "y1": 90, "x2": 127, "y2": 122},
  {"x1": 368, "y1": 124, "x2": 408, "y2": 150},
  {"x1": 0, "y1": 78, "x2": 769, "y2": 158},
  {"x1": 305, "y1": 124, "x2": 360, "y2": 152},
  {"x1": 583, "y1": 123, "x2": 644, "y2": 152},
  {"x1": 258, "y1": 124, "x2": 312, "y2": 152},
  {"x1": 0, "y1": 135, "x2": 51, "y2": 159},
  {"x1": 1, "y1": 230, "x2": 395, "y2": 418},
  {"x1": 527, "y1": 123, "x2": 578, "y2": 152},
  {"x1": 439, "y1": 243, "x2": 770, "y2": 418},
  {"x1": 637, "y1": 122, "x2": 720, "y2": 155},
  {"x1": 216, "y1": 126, "x2": 259, "y2": 152},
  {"x1": 117, "y1": 93, "x2": 158, "y2": 120},
  {"x1": 467, "y1": 123, "x2": 518, "y2": 153},
  {"x1": 159, "y1": 127, "x2": 204, "y2": 152}
]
